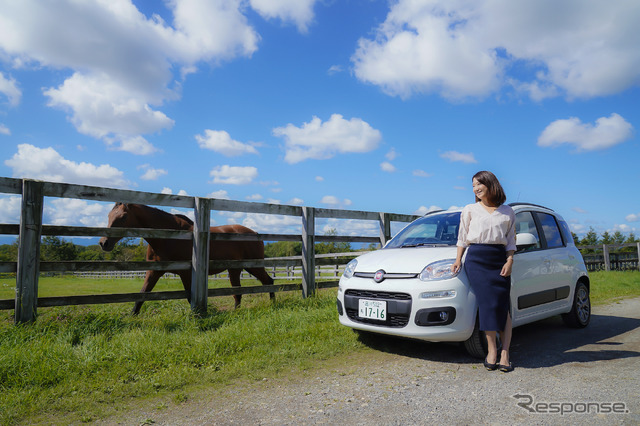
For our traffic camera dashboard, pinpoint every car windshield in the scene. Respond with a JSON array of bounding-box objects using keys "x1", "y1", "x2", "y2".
[{"x1": 385, "y1": 212, "x2": 461, "y2": 248}]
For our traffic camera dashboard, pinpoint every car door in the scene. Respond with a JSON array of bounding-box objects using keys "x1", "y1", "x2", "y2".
[
  {"x1": 511, "y1": 210, "x2": 573, "y2": 326},
  {"x1": 533, "y1": 211, "x2": 573, "y2": 309},
  {"x1": 510, "y1": 210, "x2": 548, "y2": 325}
]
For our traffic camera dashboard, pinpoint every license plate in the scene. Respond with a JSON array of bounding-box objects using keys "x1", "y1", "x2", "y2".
[{"x1": 359, "y1": 299, "x2": 386, "y2": 321}]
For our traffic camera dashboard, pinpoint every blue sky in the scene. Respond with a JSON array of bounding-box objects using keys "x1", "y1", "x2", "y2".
[{"x1": 0, "y1": 0, "x2": 638, "y2": 242}]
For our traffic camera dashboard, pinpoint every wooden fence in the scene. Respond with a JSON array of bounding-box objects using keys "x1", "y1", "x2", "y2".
[
  {"x1": 577, "y1": 243, "x2": 640, "y2": 272},
  {"x1": 0, "y1": 177, "x2": 419, "y2": 323}
]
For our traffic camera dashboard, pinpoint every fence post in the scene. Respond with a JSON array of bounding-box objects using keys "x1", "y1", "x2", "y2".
[
  {"x1": 301, "y1": 206, "x2": 315, "y2": 298},
  {"x1": 603, "y1": 244, "x2": 610, "y2": 272},
  {"x1": 191, "y1": 197, "x2": 211, "y2": 315},
  {"x1": 637, "y1": 243, "x2": 640, "y2": 272},
  {"x1": 15, "y1": 179, "x2": 44, "y2": 323},
  {"x1": 379, "y1": 212, "x2": 391, "y2": 247}
]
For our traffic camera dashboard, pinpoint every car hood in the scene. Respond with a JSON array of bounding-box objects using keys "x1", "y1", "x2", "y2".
[{"x1": 353, "y1": 246, "x2": 458, "y2": 274}]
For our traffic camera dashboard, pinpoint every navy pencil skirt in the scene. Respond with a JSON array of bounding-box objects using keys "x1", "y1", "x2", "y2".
[{"x1": 464, "y1": 244, "x2": 511, "y2": 332}]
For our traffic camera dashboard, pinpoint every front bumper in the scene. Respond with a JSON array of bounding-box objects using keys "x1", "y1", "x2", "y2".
[{"x1": 336, "y1": 275, "x2": 477, "y2": 342}]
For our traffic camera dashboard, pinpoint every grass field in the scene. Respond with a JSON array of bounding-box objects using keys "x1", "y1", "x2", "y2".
[{"x1": 0, "y1": 271, "x2": 638, "y2": 425}]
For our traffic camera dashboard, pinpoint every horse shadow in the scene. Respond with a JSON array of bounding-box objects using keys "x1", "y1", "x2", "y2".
[{"x1": 355, "y1": 313, "x2": 640, "y2": 368}]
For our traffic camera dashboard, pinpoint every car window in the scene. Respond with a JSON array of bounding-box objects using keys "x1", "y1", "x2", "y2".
[
  {"x1": 385, "y1": 212, "x2": 460, "y2": 248},
  {"x1": 558, "y1": 218, "x2": 574, "y2": 245},
  {"x1": 515, "y1": 211, "x2": 541, "y2": 251},
  {"x1": 536, "y1": 212, "x2": 564, "y2": 249}
]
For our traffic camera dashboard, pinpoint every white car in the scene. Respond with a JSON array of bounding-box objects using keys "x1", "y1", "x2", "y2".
[{"x1": 336, "y1": 203, "x2": 591, "y2": 358}]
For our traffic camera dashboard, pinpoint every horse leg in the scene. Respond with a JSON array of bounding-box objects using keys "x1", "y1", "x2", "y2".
[
  {"x1": 133, "y1": 270, "x2": 165, "y2": 315},
  {"x1": 228, "y1": 268, "x2": 243, "y2": 308},
  {"x1": 246, "y1": 267, "x2": 276, "y2": 302},
  {"x1": 177, "y1": 271, "x2": 192, "y2": 304}
]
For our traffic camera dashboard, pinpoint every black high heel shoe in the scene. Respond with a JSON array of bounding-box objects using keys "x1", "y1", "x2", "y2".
[
  {"x1": 498, "y1": 362, "x2": 514, "y2": 373},
  {"x1": 483, "y1": 358, "x2": 498, "y2": 371}
]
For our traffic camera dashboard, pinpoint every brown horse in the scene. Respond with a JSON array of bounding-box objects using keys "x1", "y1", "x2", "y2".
[{"x1": 99, "y1": 203, "x2": 274, "y2": 314}]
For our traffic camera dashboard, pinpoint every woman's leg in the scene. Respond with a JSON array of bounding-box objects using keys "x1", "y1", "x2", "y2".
[
  {"x1": 498, "y1": 312, "x2": 513, "y2": 365},
  {"x1": 485, "y1": 330, "x2": 498, "y2": 364}
]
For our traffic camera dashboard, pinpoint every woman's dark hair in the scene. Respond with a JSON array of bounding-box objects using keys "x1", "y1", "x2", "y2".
[{"x1": 473, "y1": 170, "x2": 506, "y2": 205}]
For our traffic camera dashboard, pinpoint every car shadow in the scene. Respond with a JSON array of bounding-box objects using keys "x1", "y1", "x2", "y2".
[{"x1": 355, "y1": 313, "x2": 640, "y2": 368}]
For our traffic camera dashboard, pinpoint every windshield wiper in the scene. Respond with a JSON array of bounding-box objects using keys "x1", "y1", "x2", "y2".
[{"x1": 400, "y1": 242, "x2": 451, "y2": 248}]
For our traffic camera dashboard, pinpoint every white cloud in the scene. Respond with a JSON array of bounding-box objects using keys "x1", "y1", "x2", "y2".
[
  {"x1": 315, "y1": 176, "x2": 324, "y2": 182},
  {"x1": 380, "y1": 161, "x2": 396, "y2": 172},
  {"x1": 209, "y1": 165, "x2": 258, "y2": 185},
  {"x1": 208, "y1": 189, "x2": 230, "y2": 199},
  {"x1": 240, "y1": 212, "x2": 301, "y2": 234},
  {"x1": 0, "y1": 0, "x2": 259, "y2": 151},
  {"x1": 196, "y1": 129, "x2": 258, "y2": 156},
  {"x1": 385, "y1": 148, "x2": 397, "y2": 161},
  {"x1": 538, "y1": 113, "x2": 634, "y2": 151},
  {"x1": 414, "y1": 205, "x2": 443, "y2": 216},
  {"x1": 0, "y1": 72, "x2": 21, "y2": 106},
  {"x1": 352, "y1": 0, "x2": 640, "y2": 100},
  {"x1": 273, "y1": 114, "x2": 382, "y2": 164},
  {"x1": 0, "y1": 124, "x2": 10, "y2": 135},
  {"x1": 0, "y1": 195, "x2": 21, "y2": 223},
  {"x1": 288, "y1": 197, "x2": 304, "y2": 205},
  {"x1": 138, "y1": 164, "x2": 168, "y2": 180},
  {"x1": 44, "y1": 73, "x2": 168, "y2": 154},
  {"x1": 246, "y1": 194, "x2": 263, "y2": 201},
  {"x1": 45, "y1": 198, "x2": 113, "y2": 227},
  {"x1": 413, "y1": 169, "x2": 432, "y2": 178},
  {"x1": 249, "y1": 0, "x2": 316, "y2": 33},
  {"x1": 321, "y1": 195, "x2": 352, "y2": 208},
  {"x1": 572, "y1": 207, "x2": 588, "y2": 214},
  {"x1": 5, "y1": 144, "x2": 128, "y2": 188},
  {"x1": 328, "y1": 65, "x2": 343, "y2": 75},
  {"x1": 626, "y1": 213, "x2": 640, "y2": 223},
  {"x1": 440, "y1": 151, "x2": 477, "y2": 164}
]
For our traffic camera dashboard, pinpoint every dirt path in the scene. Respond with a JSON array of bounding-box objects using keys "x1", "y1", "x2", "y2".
[{"x1": 104, "y1": 298, "x2": 640, "y2": 425}]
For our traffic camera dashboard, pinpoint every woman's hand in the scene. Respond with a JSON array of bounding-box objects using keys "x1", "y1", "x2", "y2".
[
  {"x1": 500, "y1": 257, "x2": 513, "y2": 277},
  {"x1": 452, "y1": 259, "x2": 462, "y2": 274}
]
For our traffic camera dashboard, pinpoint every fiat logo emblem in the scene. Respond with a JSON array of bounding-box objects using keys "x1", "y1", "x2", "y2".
[{"x1": 374, "y1": 270, "x2": 385, "y2": 283}]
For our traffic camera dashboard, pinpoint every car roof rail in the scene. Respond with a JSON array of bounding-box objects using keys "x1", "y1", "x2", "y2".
[
  {"x1": 422, "y1": 209, "x2": 445, "y2": 216},
  {"x1": 508, "y1": 202, "x2": 554, "y2": 211}
]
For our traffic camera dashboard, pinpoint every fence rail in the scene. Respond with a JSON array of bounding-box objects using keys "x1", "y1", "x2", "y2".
[
  {"x1": 0, "y1": 177, "x2": 419, "y2": 323},
  {"x1": 577, "y1": 242, "x2": 640, "y2": 272}
]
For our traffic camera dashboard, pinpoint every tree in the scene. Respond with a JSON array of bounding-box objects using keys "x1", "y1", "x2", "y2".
[
  {"x1": 77, "y1": 245, "x2": 106, "y2": 261},
  {"x1": 264, "y1": 241, "x2": 302, "y2": 258},
  {"x1": 571, "y1": 232, "x2": 580, "y2": 245},
  {"x1": 315, "y1": 228, "x2": 351, "y2": 255},
  {"x1": 0, "y1": 240, "x2": 18, "y2": 262},
  {"x1": 41, "y1": 236, "x2": 78, "y2": 261}
]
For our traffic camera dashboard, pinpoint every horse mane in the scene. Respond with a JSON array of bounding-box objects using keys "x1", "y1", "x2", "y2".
[
  {"x1": 175, "y1": 214, "x2": 194, "y2": 225},
  {"x1": 126, "y1": 203, "x2": 194, "y2": 228}
]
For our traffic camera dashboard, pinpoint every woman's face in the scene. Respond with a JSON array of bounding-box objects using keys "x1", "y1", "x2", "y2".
[{"x1": 472, "y1": 178, "x2": 489, "y2": 202}]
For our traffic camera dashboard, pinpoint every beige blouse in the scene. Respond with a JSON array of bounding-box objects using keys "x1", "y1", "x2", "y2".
[{"x1": 457, "y1": 202, "x2": 516, "y2": 252}]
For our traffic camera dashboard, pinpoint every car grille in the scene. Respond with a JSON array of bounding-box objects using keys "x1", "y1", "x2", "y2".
[{"x1": 344, "y1": 290, "x2": 412, "y2": 328}]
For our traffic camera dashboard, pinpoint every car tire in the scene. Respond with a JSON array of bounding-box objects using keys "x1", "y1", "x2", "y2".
[
  {"x1": 562, "y1": 281, "x2": 591, "y2": 328},
  {"x1": 463, "y1": 317, "x2": 488, "y2": 359}
]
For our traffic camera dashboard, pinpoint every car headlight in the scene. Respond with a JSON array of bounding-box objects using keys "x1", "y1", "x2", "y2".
[
  {"x1": 419, "y1": 259, "x2": 459, "y2": 281},
  {"x1": 343, "y1": 259, "x2": 357, "y2": 279}
]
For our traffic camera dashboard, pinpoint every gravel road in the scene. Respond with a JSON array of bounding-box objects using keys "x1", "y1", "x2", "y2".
[{"x1": 108, "y1": 297, "x2": 640, "y2": 425}]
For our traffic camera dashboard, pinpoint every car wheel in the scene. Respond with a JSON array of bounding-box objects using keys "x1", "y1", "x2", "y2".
[
  {"x1": 562, "y1": 282, "x2": 591, "y2": 328},
  {"x1": 463, "y1": 317, "x2": 488, "y2": 359}
]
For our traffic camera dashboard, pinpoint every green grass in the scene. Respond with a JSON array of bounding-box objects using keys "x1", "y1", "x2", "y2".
[
  {"x1": 0, "y1": 271, "x2": 638, "y2": 425},
  {"x1": 589, "y1": 270, "x2": 640, "y2": 305}
]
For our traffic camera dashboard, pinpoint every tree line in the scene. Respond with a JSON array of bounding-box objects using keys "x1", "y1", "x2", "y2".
[
  {"x1": 572, "y1": 228, "x2": 639, "y2": 254},
  {"x1": 2, "y1": 227, "x2": 635, "y2": 263},
  {"x1": 0, "y1": 229, "x2": 354, "y2": 263}
]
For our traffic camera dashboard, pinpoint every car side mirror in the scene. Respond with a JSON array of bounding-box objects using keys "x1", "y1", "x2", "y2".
[{"x1": 516, "y1": 232, "x2": 538, "y2": 252}]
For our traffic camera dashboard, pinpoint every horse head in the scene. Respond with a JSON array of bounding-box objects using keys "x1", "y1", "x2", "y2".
[{"x1": 99, "y1": 202, "x2": 132, "y2": 252}]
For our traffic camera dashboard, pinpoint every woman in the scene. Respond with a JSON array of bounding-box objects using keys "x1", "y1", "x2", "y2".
[{"x1": 452, "y1": 171, "x2": 516, "y2": 372}]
